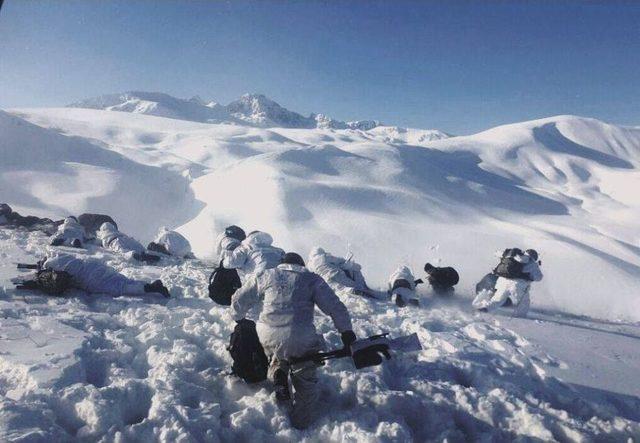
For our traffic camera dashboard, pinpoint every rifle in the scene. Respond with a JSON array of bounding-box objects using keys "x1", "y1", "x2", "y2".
[
  {"x1": 289, "y1": 332, "x2": 422, "y2": 369},
  {"x1": 16, "y1": 263, "x2": 41, "y2": 270}
]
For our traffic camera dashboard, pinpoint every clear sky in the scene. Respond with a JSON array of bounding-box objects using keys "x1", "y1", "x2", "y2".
[{"x1": 0, "y1": 0, "x2": 638, "y2": 134}]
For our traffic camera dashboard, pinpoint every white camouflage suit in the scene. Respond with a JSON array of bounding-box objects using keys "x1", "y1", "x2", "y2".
[
  {"x1": 50, "y1": 217, "x2": 86, "y2": 247},
  {"x1": 153, "y1": 227, "x2": 194, "y2": 258},
  {"x1": 214, "y1": 231, "x2": 242, "y2": 260},
  {"x1": 43, "y1": 254, "x2": 149, "y2": 296},
  {"x1": 222, "y1": 231, "x2": 285, "y2": 280},
  {"x1": 97, "y1": 222, "x2": 145, "y2": 257},
  {"x1": 472, "y1": 253, "x2": 543, "y2": 317},
  {"x1": 231, "y1": 263, "x2": 353, "y2": 429},
  {"x1": 388, "y1": 265, "x2": 419, "y2": 305},
  {"x1": 307, "y1": 247, "x2": 368, "y2": 294}
]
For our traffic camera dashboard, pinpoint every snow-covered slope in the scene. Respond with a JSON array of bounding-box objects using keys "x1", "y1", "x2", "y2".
[
  {"x1": 1, "y1": 228, "x2": 638, "y2": 441},
  {"x1": 0, "y1": 110, "x2": 198, "y2": 240},
  {"x1": 2, "y1": 105, "x2": 640, "y2": 440},
  {"x1": 68, "y1": 91, "x2": 392, "y2": 131},
  {"x1": 8, "y1": 107, "x2": 640, "y2": 322}
]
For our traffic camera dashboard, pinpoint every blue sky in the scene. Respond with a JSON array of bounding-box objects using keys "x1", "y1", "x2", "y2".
[{"x1": 0, "y1": 0, "x2": 638, "y2": 134}]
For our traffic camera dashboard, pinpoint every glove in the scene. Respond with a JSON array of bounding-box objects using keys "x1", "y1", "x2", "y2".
[{"x1": 341, "y1": 330, "x2": 357, "y2": 351}]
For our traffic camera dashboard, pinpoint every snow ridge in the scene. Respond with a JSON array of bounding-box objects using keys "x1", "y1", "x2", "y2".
[{"x1": 68, "y1": 91, "x2": 417, "y2": 133}]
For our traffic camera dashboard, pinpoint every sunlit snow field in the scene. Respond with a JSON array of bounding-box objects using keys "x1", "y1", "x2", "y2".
[{"x1": 1, "y1": 103, "x2": 639, "y2": 440}]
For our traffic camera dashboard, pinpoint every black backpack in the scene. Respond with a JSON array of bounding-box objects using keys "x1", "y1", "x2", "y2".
[
  {"x1": 227, "y1": 319, "x2": 269, "y2": 383},
  {"x1": 16, "y1": 270, "x2": 72, "y2": 296},
  {"x1": 493, "y1": 249, "x2": 530, "y2": 280},
  {"x1": 208, "y1": 260, "x2": 242, "y2": 306},
  {"x1": 78, "y1": 213, "x2": 118, "y2": 239},
  {"x1": 428, "y1": 267, "x2": 460, "y2": 288}
]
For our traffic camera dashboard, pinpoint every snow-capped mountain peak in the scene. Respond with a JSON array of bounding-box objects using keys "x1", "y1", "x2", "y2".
[
  {"x1": 67, "y1": 91, "x2": 398, "y2": 132},
  {"x1": 226, "y1": 93, "x2": 316, "y2": 128}
]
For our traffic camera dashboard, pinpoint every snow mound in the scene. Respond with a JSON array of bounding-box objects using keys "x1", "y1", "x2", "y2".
[
  {"x1": 0, "y1": 228, "x2": 638, "y2": 441},
  {"x1": 0, "y1": 110, "x2": 198, "y2": 241},
  {"x1": 366, "y1": 125, "x2": 452, "y2": 144}
]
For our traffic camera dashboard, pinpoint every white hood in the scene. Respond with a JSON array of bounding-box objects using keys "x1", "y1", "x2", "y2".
[{"x1": 243, "y1": 231, "x2": 273, "y2": 247}]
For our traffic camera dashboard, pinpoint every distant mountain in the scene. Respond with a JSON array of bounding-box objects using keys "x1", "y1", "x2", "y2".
[
  {"x1": 226, "y1": 93, "x2": 315, "y2": 128},
  {"x1": 68, "y1": 91, "x2": 389, "y2": 131},
  {"x1": 68, "y1": 91, "x2": 238, "y2": 125}
]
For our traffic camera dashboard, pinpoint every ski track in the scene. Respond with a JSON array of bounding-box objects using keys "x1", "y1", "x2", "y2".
[{"x1": 1, "y1": 228, "x2": 638, "y2": 442}]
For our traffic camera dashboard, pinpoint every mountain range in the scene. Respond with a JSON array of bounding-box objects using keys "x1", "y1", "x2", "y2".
[{"x1": 69, "y1": 91, "x2": 390, "y2": 131}]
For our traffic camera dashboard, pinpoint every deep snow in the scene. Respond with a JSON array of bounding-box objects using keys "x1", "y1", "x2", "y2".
[
  {"x1": 1, "y1": 228, "x2": 639, "y2": 441},
  {"x1": 1, "y1": 104, "x2": 639, "y2": 441}
]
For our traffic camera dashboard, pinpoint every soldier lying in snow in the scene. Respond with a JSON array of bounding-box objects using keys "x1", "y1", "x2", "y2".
[
  {"x1": 97, "y1": 222, "x2": 160, "y2": 263},
  {"x1": 50, "y1": 216, "x2": 87, "y2": 248},
  {"x1": 308, "y1": 247, "x2": 386, "y2": 300},
  {"x1": 14, "y1": 254, "x2": 170, "y2": 298},
  {"x1": 147, "y1": 227, "x2": 195, "y2": 259}
]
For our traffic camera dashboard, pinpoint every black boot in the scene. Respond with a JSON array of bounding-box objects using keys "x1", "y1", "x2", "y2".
[
  {"x1": 144, "y1": 279, "x2": 170, "y2": 298},
  {"x1": 395, "y1": 294, "x2": 406, "y2": 308},
  {"x1": 273, "y1": 369, "x2": 290, "y2": 402}
]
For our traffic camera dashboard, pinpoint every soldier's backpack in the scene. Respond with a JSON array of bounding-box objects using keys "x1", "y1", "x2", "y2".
[
  {"x1": 227, "y1": 319, "x2": 269, "y2": 383},
  {"x1": 208, "y1": 260, "x2": 242, "y2": 306},
  {"x1": 78, "y1": 213, "x2": 118, "y2": 239},
  {"x1": 15, "y1": 269, "x2": 73, "y2": 296},
  {"x1": 493, "y1": 248, "x2": 530, "y2": 280},
  {"x1": 428, "y1": 266, "x2": 460, "y2": 289}
]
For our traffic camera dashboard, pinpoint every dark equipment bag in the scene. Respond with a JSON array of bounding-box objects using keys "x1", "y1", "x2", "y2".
[
  {"x1": 428, "y1": 266, "x2": 460, "y2": 289},
  {"x1": 493, "y1": 249, "x2": 531, "y2": 280},
  {"x1": 227, "y1": 319, "x2": 269, "y2": 383},
  {"x1": 78, "y1": 213, "x2": 117, "y2": 239},
  {"x1": 16, "y1": 269, "x2": 73, "y2": 296},
  {"x1": 208, "y1": 260, "x2": 241, "y2": 306}
]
